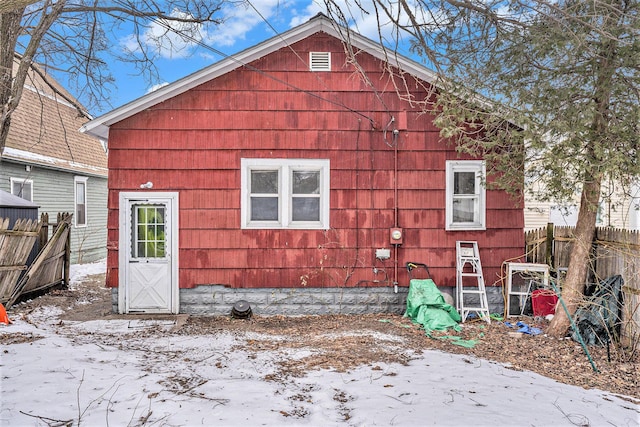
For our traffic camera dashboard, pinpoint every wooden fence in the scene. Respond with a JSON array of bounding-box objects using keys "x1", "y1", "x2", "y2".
[
  {"x1": 0, "y1": 218, "x2": 42, "y2": 303},
  {"x1": 37, "y1": 212, "x2": 72, "y2": 287},
  {"x1": 0, "y1": 213, "x2": 72, "y2": 307},
  {"x1": 525, "y1": 224, "x2": 639, "y2": 350}
]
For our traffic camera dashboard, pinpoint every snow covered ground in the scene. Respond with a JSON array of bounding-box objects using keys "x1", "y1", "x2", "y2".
[{"x1": 1, "y1": 260, "x2": 638, "y2": 426}]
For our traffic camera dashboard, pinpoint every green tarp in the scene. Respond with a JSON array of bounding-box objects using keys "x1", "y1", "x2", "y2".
[{"x1": 404, "y1": 279, "x2": 462, "y2": 332}]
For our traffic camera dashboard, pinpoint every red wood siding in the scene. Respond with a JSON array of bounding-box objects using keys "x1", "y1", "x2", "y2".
[{"x1": 105, "y1": 32, "x2": 524, "y2": 290}]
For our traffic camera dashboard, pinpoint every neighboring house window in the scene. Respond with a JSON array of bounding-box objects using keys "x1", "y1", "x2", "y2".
[
  {"x1": 241, "y1": 158, "x2": 330, "y2": 229},
  {"x1": 309, "y1": 52, "x2": 331, "y2": 71},
  {"x1": 75, "y1": 177, "x2": 88, "y2": 227},
  {"x1": 446, "y1": 160, "x2": 486, "y2": 230},
  {"x1": 10, "y1": 178, "x2": 33, "y2": 201}
]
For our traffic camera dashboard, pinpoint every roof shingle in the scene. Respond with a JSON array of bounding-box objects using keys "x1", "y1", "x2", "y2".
[{"x1": 4, "y1": 61, "x2": 107, "y2": 176}]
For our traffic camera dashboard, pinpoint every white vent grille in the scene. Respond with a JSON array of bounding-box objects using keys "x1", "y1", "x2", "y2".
[{"x1": 309, "y1": 52, "x2": 331, "y2": 71}]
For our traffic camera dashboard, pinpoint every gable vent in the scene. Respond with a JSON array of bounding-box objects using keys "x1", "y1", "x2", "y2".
[{"x1": 309, "y1": 52, "x2": 331, "y2": 71}]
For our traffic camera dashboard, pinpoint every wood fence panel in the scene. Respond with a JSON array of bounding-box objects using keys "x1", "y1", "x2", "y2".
[
  {"x1": 552, "y1": 226, "x2": 576, "y2": 272},
  {"x1": 621, "y1": 256, "x2": 640, "y2": 350},
  {"x1": 594, "y1": 228, "x2": 640, "y2": 350},
  {"x1": 0, "y1": 218, "x2": 41, "y2": 303},
  {"x1": 525, "y1": 227, "x2": 547, "y2": 264},
  {"x1": 524, "y1": 224, "x2": 639, "y2": 350},
  {"x1": 7, "y1": 213, "x2": 73, "y2": 307}
]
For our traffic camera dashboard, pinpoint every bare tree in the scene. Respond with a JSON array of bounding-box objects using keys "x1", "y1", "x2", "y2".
[
  {"x1": 324, "y1": 0, "x2": 639, "y2": 336},
  {"x1": 0, "y1": 0, "x2": 225, "y2": 156}
]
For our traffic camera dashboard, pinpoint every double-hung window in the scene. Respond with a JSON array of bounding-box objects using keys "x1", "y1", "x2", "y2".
[
  {"x1": 10, "y1": 177, "x2": 33, "y2": 201},
  {"x1": 75, "y1": 176, "x2": 88, "y2": 227},
  {"x1": 446, "y1": 160, "x2": 486, "y2": 230},
  {"x1": 241, "y1": 158, "x2": 330, "y2": 229}
]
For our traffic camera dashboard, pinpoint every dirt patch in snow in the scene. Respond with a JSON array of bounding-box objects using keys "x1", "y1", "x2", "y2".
[{"x1": 3, "y1": 273, "x2": 638, "y2": 400}]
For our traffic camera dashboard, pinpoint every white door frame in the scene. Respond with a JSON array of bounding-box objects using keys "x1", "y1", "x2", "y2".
[{"x1": 118, "y1": 191, "x2": 179, "y2": 314}]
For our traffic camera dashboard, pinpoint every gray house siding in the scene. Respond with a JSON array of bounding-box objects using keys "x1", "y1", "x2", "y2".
[{"x1": 0, "y1": 160, "x2": 107, "y2": 263}]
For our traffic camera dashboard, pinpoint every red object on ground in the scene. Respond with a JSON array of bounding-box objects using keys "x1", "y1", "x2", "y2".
[
  {"x1": 0, "y1": 303, "x2": 11, "y2": 325},
  {"x1": 531, "y1": 289, "x2": 558, "y2": 317}
]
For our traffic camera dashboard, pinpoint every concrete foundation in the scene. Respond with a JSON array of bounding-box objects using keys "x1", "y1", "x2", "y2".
[{"x1": 112, "y1": 285, "x2": 504, "y2": 316}]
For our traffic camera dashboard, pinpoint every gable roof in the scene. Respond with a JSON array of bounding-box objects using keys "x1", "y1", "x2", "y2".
[
  {"x1": 81, "y1": 13, "x2": 440, "y2": 140},
  {"x1": 3, "y1": 60, "x2": 108, "y2": 177}
]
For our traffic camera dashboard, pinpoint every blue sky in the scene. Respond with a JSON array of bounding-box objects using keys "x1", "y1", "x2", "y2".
[{"x1": 62, "y1": 0, "x2": 415, "y2": 118}]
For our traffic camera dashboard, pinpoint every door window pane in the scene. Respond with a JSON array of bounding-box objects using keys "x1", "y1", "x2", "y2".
[{"x1": 133, "y1": 206, "x2": 166, "y2": 258}]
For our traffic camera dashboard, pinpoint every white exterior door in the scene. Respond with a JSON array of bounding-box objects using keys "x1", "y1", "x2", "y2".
[{"x1": 119, "y1": 192, "x2": 179, "y2": 314}]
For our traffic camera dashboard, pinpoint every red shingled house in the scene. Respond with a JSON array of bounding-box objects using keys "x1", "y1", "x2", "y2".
[{"x1": 82, "y1": 14, "x2": 524, "y2": 315}]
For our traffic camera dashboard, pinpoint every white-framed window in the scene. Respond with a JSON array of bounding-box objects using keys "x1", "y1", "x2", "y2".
[
  {"x1": 446, "y1": 160, "x2": 486, "y2": 230},
  {"x1": 241, "y1": 158, "x2": 330, "y2": 229},
  {"x1": 10, "y1": 177, "x2": 33, "y2": 201},
  {"x1": 74, "y1": 176, "x2": 88, "y2": 227},
  {"x1": 309, "y1": 52, "x2": 331, "y2": 71}
]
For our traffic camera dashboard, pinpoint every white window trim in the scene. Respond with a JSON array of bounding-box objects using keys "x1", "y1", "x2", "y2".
[
  {"x1": 74, "y1": 176, "x2": 88, "y2": 228},
  {"x1": 10, "y1": 177, "x2": 33, "y2": 202},
  {"x1": 446, "y1": 160, "x2": 486, "y2": 231},
  {"x1": 241, "y1": 158, "x2": 330, "y2": 229}
]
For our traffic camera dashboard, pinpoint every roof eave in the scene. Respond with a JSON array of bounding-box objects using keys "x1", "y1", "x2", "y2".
[{"x1": 2, "y1": 149, "x2": 108, "y2": 178}]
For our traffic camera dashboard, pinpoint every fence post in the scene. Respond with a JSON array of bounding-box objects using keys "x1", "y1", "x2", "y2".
[
  {"x1": 62, "y1": 212, "x2": 71, "y2": 286},
  {"x1": 39, "y1": 212, "x2": 49, "y2": 249},
  {"x1": 546, "y1": 222, "x2": 554, "y2": 268}
]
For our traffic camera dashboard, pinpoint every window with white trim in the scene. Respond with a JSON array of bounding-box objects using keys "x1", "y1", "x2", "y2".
[
  {"x1": 75, "y1": 176, "x2": 88, "y2": 227},
  {"x1": 446, "y1": 160, "x2": 486, "y2": 230},
  {"x1": 241, "y1": 158, "x2": 330, "y2": 229},
  {"x1": 10, "y1": 177, "x2": 33, "y2": 201}
]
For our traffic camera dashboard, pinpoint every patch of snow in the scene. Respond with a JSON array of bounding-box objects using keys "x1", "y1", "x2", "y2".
[
  {"x1": 1, "y1": 312, "x2": 638, "y2": 426},
  {"x1": 1, "y1": 260, "x2": 638, "y2": 426},
  {"x1": 69, "y1": 258, "x2": 106, "y2": 286}
]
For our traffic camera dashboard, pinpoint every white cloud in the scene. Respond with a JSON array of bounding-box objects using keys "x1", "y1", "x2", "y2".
[
  {"x1": 118, "y1": 0, "x2": 422, "y2": 61},
  {"x1": 120, "y1": 1, "x2": 305, "y2": 59},
  {"x1": 147, "y1": 82, "x2": 169, "y2": 93},
  {"x1": 288, "y1": 0, "x2": 415, "y2": 51},
  {"x1": 288, "y1": 1, "x2": 324, "y2": 27},
  {"x1": 204, "y1": 0, "x2": 297, "y2": 47},
  {"x1": 120, "y1": 8, "x2": 208, "y2": 59},
  {"x1": 148, "y1": 11, "x2": 206, "y2": 58}
]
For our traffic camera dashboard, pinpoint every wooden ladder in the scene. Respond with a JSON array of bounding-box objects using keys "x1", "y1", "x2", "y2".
[{"x1": 456, "y1": 241, "x2": 491, "y2": 323}]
